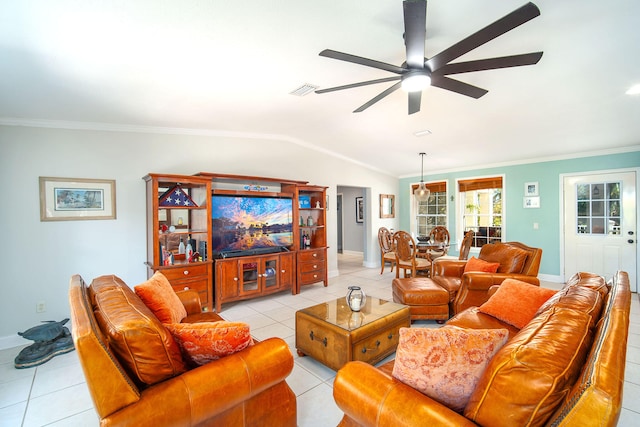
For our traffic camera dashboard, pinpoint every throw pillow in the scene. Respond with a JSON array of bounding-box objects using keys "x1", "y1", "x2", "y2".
[
  {"x1": 166, "y1": 322, "x2": 254, "y2": 366},
  {"x1": 91, "y1": 275, "x2": 187, "y2": 385},
  {"x1": 478, "y1": 279, "x2": 557, "y2": 329},
  {"x1": 134, "y1": 271, "x2": 187, "y2": 324},
  {"x1": 464, "y1": 257, "x2": 500, "y2": 274},
  {"x1": 392, "y1": 326, "x2": 509, "y2": 413}
]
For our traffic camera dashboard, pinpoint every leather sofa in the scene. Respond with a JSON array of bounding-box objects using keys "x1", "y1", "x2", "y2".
[
  {"x1": 333, "y1": 271, "x2": 630, "y2": 427},
  {"x1": 432, "y1": 241, "x2": 542, "y2": 315},
  {"x1": 68, "y1": 274, "x2": 297, "y2": 426}
]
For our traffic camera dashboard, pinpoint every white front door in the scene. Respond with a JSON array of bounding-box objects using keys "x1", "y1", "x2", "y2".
[{"x1": 563, "y1": 171, "x2": 637, "y2": 290}]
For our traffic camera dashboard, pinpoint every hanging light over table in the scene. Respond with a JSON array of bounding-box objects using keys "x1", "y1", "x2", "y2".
[{"x1": 414, "y1": 153, "x2": 430, "y2": 202}]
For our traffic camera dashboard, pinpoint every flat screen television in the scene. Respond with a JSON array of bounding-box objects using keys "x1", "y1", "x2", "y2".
[{"x1": 211, "y1": 195, "x2": 294, "y2": 256}]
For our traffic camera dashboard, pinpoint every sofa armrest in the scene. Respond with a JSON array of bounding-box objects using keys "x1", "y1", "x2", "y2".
[
  {"x1": 432, "y1": 259, "x2": 466, "y2": 277},
  {"x1": 334, "y1": 361, "x2": 477, "y2": 427},
  {"x1": 175, "y1": 289, "x2": 203, "y2": 315},
  {"x1": 463, "y1": 273, "x2": 540, "y2": 291},
  {"x1": 103, "y1": 337, "x2": 294, "y2": 426}
]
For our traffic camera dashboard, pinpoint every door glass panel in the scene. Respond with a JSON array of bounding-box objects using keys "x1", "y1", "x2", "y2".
[
  {"x1": 576, "y1": 182, "x2": 621, "y2": 235},
  {"x1": 264, "y1": 259, "x2": 278, "y2": 289},
  {"x1": 241, "y1": 261, "x2": 259, "y2": 292}
]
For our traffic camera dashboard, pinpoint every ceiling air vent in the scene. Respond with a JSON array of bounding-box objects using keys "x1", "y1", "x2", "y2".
[{"x1": 290, "y1": 84, "x2": 318, "y2": 96}]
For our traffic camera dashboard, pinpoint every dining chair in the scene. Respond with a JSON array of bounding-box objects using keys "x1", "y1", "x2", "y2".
[
  {"x1": 393, "y1": 230, "x2": 431, "y2": 278},
  {"x1": 378, "y1": 227, "x2": 396, "y2": 274},
  {"x1": 436, "y1": 230, "x2": 474, "y2": 262}
]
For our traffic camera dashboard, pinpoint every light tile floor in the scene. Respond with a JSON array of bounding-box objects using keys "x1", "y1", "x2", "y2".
[{"x1": 1, "y1": 253, "x2": 639, "y2": 426}]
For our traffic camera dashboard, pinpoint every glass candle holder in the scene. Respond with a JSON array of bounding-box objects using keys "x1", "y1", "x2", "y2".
[{"x1": 346, "y1": 286, "x2": 366, "y2": 312}]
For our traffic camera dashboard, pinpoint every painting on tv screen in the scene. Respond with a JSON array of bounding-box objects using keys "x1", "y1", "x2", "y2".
[{"x1": 211, "y1": 195, "x2": 293, "y2": 253}]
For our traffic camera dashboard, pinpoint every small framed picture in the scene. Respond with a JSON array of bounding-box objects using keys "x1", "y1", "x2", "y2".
[
  {"x1": 525, "y1": 182, "x2": 539, "y2": 196},
  {"x1": 524, "y1": 196, "x2": 540, "y2": 208},
  {"x1": 355, "y1": 197, "x2": 364, "y2": 223},
  {"x1": 40, "y1": 177, "x2": 116, "y2": 221}
]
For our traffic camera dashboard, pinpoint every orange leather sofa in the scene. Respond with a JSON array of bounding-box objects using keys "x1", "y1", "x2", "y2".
[
  {"x1": 432, "y1": 241, "x2": 542, "y2": 315},
  {"x1": 69, "y1": 274, "x2": 297, "y2": 427},
  {"x1": 333, "y1": 271, "x2": 630, "y2": 427}
]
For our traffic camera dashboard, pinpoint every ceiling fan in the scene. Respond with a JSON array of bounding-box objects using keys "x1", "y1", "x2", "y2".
[{"x1": 315, "y1": 1, "x2": 543, "y2": 114}]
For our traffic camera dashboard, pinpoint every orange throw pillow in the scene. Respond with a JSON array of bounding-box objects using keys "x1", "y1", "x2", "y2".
[
  {"x1": 392, "y1": 326, "x2": 509, "y2": 413},
  {"x1": 134, "y1": 271, "x2": 187, "y2": 324},
  {"x1": 478, "y1": 279, "x2": 557, "y2": 329},
  {"x1": 464, "y1": 256, "x2": 500, "y2": 274},
  {"x1": 166, "y1": 322, "x2": 254, "y2": 366}
]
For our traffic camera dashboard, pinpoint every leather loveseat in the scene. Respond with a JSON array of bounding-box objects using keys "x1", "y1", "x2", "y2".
[
  {"x1": 68, "y1": 274, "x2": 297, "y2": 426},
  {"x1": 432, "y1": 241, "x2": 542, "y2": 315},
  {"x1": 333, "y1": 271, "x2": 630, "y2": 427}
]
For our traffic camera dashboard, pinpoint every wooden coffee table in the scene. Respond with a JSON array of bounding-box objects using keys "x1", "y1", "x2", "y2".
[{"x1": 295, "y1": 296, "x2": 410, "y2": 371}]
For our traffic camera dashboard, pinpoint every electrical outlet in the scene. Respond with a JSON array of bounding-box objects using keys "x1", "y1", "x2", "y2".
[{"x1": 36, "y1": 301, "x2": 46, "y2": 313}]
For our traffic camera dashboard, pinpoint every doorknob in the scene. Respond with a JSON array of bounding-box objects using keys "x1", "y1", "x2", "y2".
[
  {"x1": 628, "y1": 239, "x2": 635, "y2": 244},
  {"x1": 628, "y1": 231, "x2": 634, "y2": 235}
]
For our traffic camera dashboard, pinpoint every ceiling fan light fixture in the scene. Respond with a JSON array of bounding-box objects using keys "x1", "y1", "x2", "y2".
[{"x1": 401, "y1": 72, "x2": 431, "y2": 92}]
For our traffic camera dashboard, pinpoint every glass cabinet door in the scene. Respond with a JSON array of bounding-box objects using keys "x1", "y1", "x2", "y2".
[
  {"x1": 240, "y1": 261, "x2": 260, "y2": 294},
  {"x1": 263, "y1": 258, "x2": 278, "y2": 290}
]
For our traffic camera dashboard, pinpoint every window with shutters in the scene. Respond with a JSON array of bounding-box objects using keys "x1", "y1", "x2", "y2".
[
  {"x1": 458, "y1": 177, "x2": 503, "y2": 248},
  {"x1": 412, "y1": 181, "x2": 447, "y2": 237}
]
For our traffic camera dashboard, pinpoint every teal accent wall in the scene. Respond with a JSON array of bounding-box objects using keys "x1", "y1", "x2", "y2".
[{"x1": 399, "y1": 151, "x2": 640, "y2": 276}]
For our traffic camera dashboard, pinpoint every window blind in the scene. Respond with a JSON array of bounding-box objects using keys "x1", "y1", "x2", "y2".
[{"x1": 458, "y1": 177, "x2": 503, "y2": 192}]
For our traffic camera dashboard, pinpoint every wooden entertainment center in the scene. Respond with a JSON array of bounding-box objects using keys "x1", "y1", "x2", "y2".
[{"x1": 144, "y1": 172, "x2": 327, "y2": 312}]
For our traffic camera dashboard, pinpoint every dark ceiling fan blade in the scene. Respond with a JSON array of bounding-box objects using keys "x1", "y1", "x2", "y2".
[
  {"x1": 319, "y1": 49, "x2": 405, "y2": 74},
  {"x1": 354, "y1": 82, "x2": 402, "y2": 112},
  {"x1": 434, "y1": 52, "x2": 543, "y2": 75},
  {"x1": 408, "y1": 91, "x2": 422, "y2": 115},
  {"x1": 403, "y1": 0, "x2": 427, "y2": 68},
  {"x1": 315, "y1": 76, "x2": 402, "y2": 94},
  {"x1": 426, "y1": 2, "x2": 540, "y2": 72},
  {"x1": 430, "y1": 76, "x2": 488, "y2": 98}
]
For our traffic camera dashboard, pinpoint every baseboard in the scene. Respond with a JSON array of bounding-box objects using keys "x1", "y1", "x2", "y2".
[
  {"x1": 340, "y1": 250, "x2": 363, "y2": 256},
  {"x1": 0, "y1": 334, "x2": 30, "y2": 351},
  {"x1": 539, "y1": 273, "x2": 563, "y2": 283}
]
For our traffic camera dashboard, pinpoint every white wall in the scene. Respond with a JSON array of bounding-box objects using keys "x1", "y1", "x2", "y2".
[
  {"x1": 337, "y1": 186, "x2": 365, "y2": 253},
  {"x1": 0, "y1": 124, "x2": 399, "y2": 345}
]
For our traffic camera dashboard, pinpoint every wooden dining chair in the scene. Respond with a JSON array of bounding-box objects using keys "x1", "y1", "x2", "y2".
[
  {"x1": 393, "y1": 230, "x2": 431, "y2": 278},
  {"x1": 378, "y1": 227, "x2": 396, "y2": 274},
  {"x1": 432, "y1": 230, "x2": 475, "y2": 264}
]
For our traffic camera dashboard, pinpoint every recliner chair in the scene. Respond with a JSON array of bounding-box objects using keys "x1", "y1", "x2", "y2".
[{"x1": 432, "y1": 241, "x2": 542, "y2": 315}]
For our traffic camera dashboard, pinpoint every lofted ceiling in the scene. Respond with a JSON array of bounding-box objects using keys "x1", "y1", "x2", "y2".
[{"x1": 1, "y1": 0, "x2": 639, "y2": 177}]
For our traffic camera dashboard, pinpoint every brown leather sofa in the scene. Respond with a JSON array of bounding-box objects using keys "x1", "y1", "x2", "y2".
[
  {"x1": 69, "y1": 274, "x2": 297, "y2": 426},
  {"x1": 333, "y1": 271, "x2": 630, "y2": 427},
  {"x1": 432, "y1": 241, "x2": 542, "y2": 315}
]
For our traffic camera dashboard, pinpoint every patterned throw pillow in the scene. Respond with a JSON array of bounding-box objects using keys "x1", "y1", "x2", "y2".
[
  {"x1": 479, "y1": 279, "x2": 557, "y2": 329},
  {"x1": 166, "y1": 322, "x2": 254, "y2": 366},
  {"x1": 464, "y1": 257, "x2": 500, "y2": 274},
  {"x1": 392, "y1": 326, "x2": 509, "y2": 413},
  {"x1": 134, "y1": 271, "x2": 187, "y2": 324}
]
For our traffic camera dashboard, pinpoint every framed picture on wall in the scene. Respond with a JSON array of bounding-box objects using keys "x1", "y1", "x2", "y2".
[
  {"x1": 40, "y1": 176, "x2": 116, "y2": 221},
  {"x1": 356, "y1": 197, "x2": 364, "y2": 223},
  {"x1": 525, "y1": 182, "x2": 539, "y2": 196}
]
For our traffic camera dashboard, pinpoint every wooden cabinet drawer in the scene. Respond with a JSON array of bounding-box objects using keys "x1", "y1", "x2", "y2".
[
  {"x1": 160, "y1": 264, "x2": 208, "y2": 281},
  {"x1": 299, "y1": 260, "x2": 325, "y2": 274},
  {"x1": 298, "y1": 249, "x2": 325, "y2": 262},
  {"x1": 352, "y1": 321, "x2": 404, "y2": 365},
  {"x1": 300, "y1": 270, "x2": 324, "y2": 285}
]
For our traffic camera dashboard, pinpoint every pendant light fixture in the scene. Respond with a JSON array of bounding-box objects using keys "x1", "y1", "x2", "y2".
[{"x1": 414, "y1": 153, "x2": 430, "y2": 202}]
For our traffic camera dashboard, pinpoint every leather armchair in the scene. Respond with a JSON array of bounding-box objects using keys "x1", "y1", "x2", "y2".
[
  {"x1": 69, "y1": 274, "x2": 297, "y2": 427},
  {"x1": 432, "y1": 242, "x2": 542, "y2": 315}
]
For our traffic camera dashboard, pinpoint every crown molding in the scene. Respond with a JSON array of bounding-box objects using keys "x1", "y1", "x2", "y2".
[{"x1": 0, "y1": 117, "x2": 394, "y2": 177}]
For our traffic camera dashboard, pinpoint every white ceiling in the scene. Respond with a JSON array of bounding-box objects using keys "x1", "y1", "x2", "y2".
[{"x1": 1, "y1": 0, "x2": 639, "y2": 177}]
